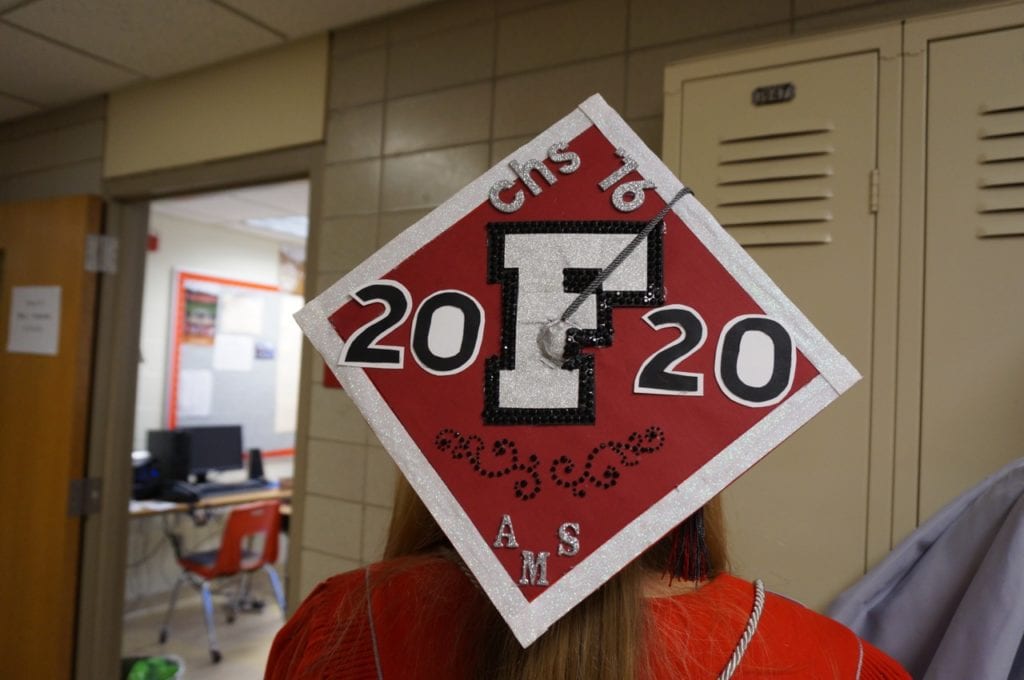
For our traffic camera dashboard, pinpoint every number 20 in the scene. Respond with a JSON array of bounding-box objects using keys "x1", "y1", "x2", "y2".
[
  {"x1": 342, "y1": 282, "x2": 796, "y2": 408},
  {"x1": 634, "y1": 306, "x2": 795, "y2": 407},
  {"x1": 339, "y1": 280, "x2": 484, "y2": 376}
]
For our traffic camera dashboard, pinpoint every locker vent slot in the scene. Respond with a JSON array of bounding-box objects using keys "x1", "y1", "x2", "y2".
[
  {"x1": 980, "y1": 101, "x2": 1024, "y2": 115},
  {"x1": 977, "y1": 102, "x2": 1024, "y2": 238},
  {"x1": 715, "y1": 121, "x2": 835, "y2": 246},
  {"x1": 724, "y1": 225, "x2": 831, "y2": 247},
  {"x1": 719, "y1": 120, "x2": 834, "y2": 144}
]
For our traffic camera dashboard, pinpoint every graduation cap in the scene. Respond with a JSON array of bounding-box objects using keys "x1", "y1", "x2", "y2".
[{"x1": 296, "y1": 94, "x2": 859, "y2": 647}]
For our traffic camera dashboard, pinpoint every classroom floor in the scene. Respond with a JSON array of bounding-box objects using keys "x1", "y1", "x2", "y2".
[{"x1": 121, "y1": 577, "x2": 283, "y2": 680}]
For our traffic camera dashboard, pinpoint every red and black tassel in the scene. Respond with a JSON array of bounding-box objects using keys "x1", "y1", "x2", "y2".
[{"x1": 666, "y1": 507, "x2": 711, "y2": 583}]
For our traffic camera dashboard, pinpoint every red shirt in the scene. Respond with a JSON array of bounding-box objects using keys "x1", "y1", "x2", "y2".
[{"x1": 267, "y1": 556, "x2": 909, "y2": 679}]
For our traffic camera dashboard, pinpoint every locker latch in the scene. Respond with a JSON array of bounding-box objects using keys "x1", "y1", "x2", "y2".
[{"x1": 869, "y1": 168, "x2": 880, "y2": 214}]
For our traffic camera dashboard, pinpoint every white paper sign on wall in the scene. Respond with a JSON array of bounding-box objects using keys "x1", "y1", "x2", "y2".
[{"x1": 6, "y1": 285, "x2": 61, "y2": 356}]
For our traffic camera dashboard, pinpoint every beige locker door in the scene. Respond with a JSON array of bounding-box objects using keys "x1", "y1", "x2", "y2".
[
  {"x1": 678, "y1": 53, "x2": 878, "y2": 610},
  {"x1": 920, "y1": 27, "x2": 1024, "y2": 521}
]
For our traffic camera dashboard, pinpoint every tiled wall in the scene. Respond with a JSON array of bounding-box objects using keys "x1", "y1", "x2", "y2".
[
  {"x1": 291, "y1": 0, "x2": 997, "y2": 599},
  {"x1": 0, "y1": 98, "x2": 105, "y2": 201}
]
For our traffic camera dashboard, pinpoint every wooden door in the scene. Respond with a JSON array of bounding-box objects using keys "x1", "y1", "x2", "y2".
[{"x1": 0, "y1": 195, "x2": 102, "y2": 679}]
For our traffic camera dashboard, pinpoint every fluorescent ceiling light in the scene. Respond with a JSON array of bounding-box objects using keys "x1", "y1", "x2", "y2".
[{"x1": 244, "y1": 215, "x2": 309, "y2": 239}]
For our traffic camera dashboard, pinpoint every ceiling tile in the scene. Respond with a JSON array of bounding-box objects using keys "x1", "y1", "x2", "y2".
[
  {"x1": 220, "y1": 0, "x2": 434, "y2": 39},
  {"x1": 0, "y1": 22, "x2": 139, "y2": 105},
  {"x1": 156, "y1": 191, "x2": 292, "y2": 224},
  {"x1": 231, "y1": 179, "x2": 309, "y2": 214},
  {"x1": 0, "y1": 92, "x2": 41, "y2": 122},
  {"x1": 5, "y1": 0, "x2": 283, "y2": 78},
  {"x1": 150, "y1": 200, "x2": 213, "y2": 225},
  {"x1": 153, "y1": 181, "x2": 310, "y2": 243}
]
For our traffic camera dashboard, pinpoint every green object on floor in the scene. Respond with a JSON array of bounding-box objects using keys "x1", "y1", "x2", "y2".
[{"x1": 126, "y1": 656, "x2": 181, "y2": 680}]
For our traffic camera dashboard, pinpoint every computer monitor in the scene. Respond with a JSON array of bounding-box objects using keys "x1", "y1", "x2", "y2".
[
  {"x1": 178, "y1": 425, "x2": 244, "y2": 482},
  {"x1": 147, "y1": 429, "x2": 188, "y2": 482}
]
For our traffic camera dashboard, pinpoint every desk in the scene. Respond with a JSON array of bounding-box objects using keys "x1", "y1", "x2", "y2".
[{"x1": 129, "y1": 488, "x2": 292, "y2": 517}]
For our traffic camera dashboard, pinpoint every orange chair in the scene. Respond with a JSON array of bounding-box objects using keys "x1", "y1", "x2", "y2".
[{"x1": 159, "y1": 500, "x2": 286, "y2": 663}]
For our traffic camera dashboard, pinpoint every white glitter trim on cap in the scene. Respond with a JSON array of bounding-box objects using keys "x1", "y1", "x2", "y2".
[{"x1": 295, "y1": 94, "x2": 860, "y2": 648}]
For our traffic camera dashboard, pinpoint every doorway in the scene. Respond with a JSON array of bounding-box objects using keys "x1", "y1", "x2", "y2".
[{"x1": 120, "y1": 179, "x2": 308, "y2": 676}]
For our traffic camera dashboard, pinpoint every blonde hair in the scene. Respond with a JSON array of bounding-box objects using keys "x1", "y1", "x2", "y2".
[{"x1": 383, "y1": 476, "x2": 729, "y2": 680}]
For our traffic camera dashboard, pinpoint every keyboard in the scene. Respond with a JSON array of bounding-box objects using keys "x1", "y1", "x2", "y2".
[{"x1": 193, "y1": 479, "x2": 273, "y2": 497}]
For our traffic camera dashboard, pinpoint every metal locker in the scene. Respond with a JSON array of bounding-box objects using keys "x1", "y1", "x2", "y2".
[
  {"x1": 664, "y1": 28, "x2": 902, "y2": 610},
  {"x1": 662, "y1": 1, "x2": 1024, "y2": 614},
  {"x1": 916, "y1": 24, "x2": 1024, "y2": 522}
]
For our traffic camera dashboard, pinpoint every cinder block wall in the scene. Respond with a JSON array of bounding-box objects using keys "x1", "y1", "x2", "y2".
[
  {"x1": 294, "y1": 0, "x2": 994, "y2": 599},
  {"x1": 0, "y1": 99, "x2": 105, "y2": 202}
]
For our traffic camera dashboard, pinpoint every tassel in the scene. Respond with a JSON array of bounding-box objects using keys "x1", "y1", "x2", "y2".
[{"x1": 666, "y1": 507, "x2": 710, "y2": 583}]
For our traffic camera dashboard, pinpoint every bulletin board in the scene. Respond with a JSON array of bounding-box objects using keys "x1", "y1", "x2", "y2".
[{"x1": 167, "y1": 270, "x2": 304, "y2": 456}]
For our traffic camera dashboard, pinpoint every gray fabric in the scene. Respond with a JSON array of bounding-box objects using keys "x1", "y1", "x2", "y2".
[{"x1": 827, "y1": 457, "x2": 1024, "y2": 680}]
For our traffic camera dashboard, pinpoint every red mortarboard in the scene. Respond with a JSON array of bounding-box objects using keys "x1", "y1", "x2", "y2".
[{"x1": 296, "y1": 94, "x2": 859, "y2": 646}]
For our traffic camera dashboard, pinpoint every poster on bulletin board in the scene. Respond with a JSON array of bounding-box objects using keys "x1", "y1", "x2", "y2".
[{"x1": 168, "y1": 270, "x2": 303, "y2": 456}]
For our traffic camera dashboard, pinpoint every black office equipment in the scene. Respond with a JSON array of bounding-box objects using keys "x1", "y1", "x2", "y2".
[
  {"x1": 157, "y1": 477, "x2": 272, "y2": 502},
  {"x1": 162, "y1": 480, "x2": 201, "y2": 504},
  {"x1": 132, "y1": 456, "x2": 162, "y2": 500},
  {"x1": 147, "y1": 429, "x2": 188, "y2": 482},
  {"x1": 193, "y1": 478, "x2": 272, "y2": 497},
  {"x1": 248, "y1": 448, "x2": 264, "y2": 480},
  {"x1": 179, "y1": 425, "x2": 244, "y2": 483}
]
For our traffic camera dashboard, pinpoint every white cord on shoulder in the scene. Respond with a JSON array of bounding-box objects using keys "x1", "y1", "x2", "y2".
[
  {"x1": 718, "y1": 578, "x2": 766, "y2": 680},
  {"x1": 364, "y1": 568, "x2": 385, "y2": 680}
]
